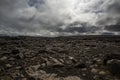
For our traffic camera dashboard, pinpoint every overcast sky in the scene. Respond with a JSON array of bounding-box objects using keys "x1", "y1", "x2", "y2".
[{"x1": 0, "y1": 0, "x2": 120, "y2": 36}]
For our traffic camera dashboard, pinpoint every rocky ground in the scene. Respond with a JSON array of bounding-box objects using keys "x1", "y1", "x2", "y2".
[{"x1": 0, "y1": 36, "x2": 120, "y2": 80}]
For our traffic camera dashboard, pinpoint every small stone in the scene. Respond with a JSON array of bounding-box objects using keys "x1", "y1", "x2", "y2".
[
  {"x1": 91, "y1": 68, "x2": 98, "y2": 74},
  {"x1": 21, "y1": 78, "x2": 27, "y2": 80},
  {"x1": 96, "y1": 59, "x2": 103, "y2": 65},
  {"x1": 99, "y1": 71, "x2": 107, "y2": 75},
  {"x1": 86, "y1": 61, "x2": 93, "y2": 65},
  {"x1": 39, "y1": 70, "x2": 46, "y2": 74},
  {"x1": 90, "y1": 64, "x2": 98, "y2": 68},
  {"x1": 64, "y1": 76, "x2": 82, "y2": 80},
  {"x1": 19, "y1": 53, "x2": 24, "y2": 59},
  {"x1": 59, "y1": 59, "x2": 64, "y2": 63},
  {"x1": 81, "y1": 68, "x2": 87, "y2": 71},
  {"x1": 0, "y1": 56, "x2": 7, "y2": 61},
  {"x1": 82, "y1": 73, "x2": 86, "y2": 76},
  {"x1": 0, "y1": 76, "x2": 12, "y2": 80},
  {"x1": 49, "y1": 57, "x2": 64, "y2": 67},
  {"x1": 9, "y1": 57, "x2": 16, "y2": 61},
  {"x1": 16, "y1": 66, "x2": 22, "y2": 69},
  {"x1": 68, "y1": 56, "x2": 74, "y2": 60},
  {"x1": 6, "y1": 64, "x2": 12, "y2": 68},
  {"x1": 68, "y1": 56, "x2": 77, "y2": 63},
  {"x1": 32, "y1": 65, "x2": 41, "y2": 71},
  {"x1": 93, "y1": 75, "x2": 99, "y2": 80},
  {"x1": 75, "y1": 63, "x2": 86, "y2": 68},
  {"x1": 41, "y1": 63, "x2": 46, "y2": 67},
  {"x1": 75, "y1": 60, "x2": 86, "y2": 68}
]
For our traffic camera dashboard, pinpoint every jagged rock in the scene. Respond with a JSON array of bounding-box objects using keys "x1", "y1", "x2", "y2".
[
  {"x1": 104, "y1": 53, "x2": 120, "y2": 65},
  {"x1": 103, "y1": 53, "x2": 120, "y2": 75},
  {"x1": 25, "y1": 65, "x2": 41, "y2": 78},
  {"x1": 106, "y1": 59, "x2": 120, "y2": 75},
  {"x1": 99, "y1": 71, "x2": 107, "y2": 75},
  {"x1": 6, "y1": 64, "x2": 12, "y2": 68},
  {"x1": 63, "y1": 56, "x2": 77, "y2": 67},
  {"x1": 68, "y1": 56, "x2": 77, "y2": 63},
  {"x1": 92, "y1": 58, "x2": 103, "y2": 65},
  {"x1": 91, "y1": 68, "x2": 98, "y2": 74},
  {"x1": 10, "y1": 49, "x2": 24, "y2": 60},
  {"x1": 0, "y1": 36, "x2": 120, "y2": 80},
  {"x1": 96, "y1": 59, "x2": 103, "y2": 65},
  {"x1": 0, "y1": 76, "x2": 12, "y2": 80},
  {"x1": 74, "y1": 60, "x2": 86, "y2": 68},
  {"x1": 75, "y1": 63, "x2": 86, "y2": 68},
  {"x1": 18, "y1": 53, "x2": 24, "y2": 59},
  {"x1": 16, "y1": 66, "x2": 22, "y2": 70},
  {"x1": 0, "y1": 56, "x2": 7, "y2": 61},
  {"x1": 49, "y1": 57, "x2": 64, "y2": 67},
  {"x1": 12, "y1": 52, "x2": 24, "y2": 59}
]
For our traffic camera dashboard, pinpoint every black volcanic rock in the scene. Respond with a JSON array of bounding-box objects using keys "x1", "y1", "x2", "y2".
[
  {"x1": 75, "y1": 62, "x2": 86, "y2": 68},
  {"x1": 104, "y1": 53, "x2": 120, "y2": 76},
  {"x1": 11, "y1": 49, "x2": 20, "y2": 55},
  {"x1": 104, "y1": 53, "x2": 120, "y2": 65},
  {"x1": 0, "y1": 36, "x2": 120, "y2": 80},
  {"x1": 107, "y1": 59, "x2": 120, "y2": 75}
]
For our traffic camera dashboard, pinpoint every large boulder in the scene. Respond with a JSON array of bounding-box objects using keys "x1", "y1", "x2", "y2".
[
  {"x1": 104, "y1": 53, "x2": 120, "y2": 75},
  {"x1": 107, "y1": 59, "x2": 120, "y2": 75},
  {"x1": 104, "y1": 53, "x2": 120, "y2": 65}
]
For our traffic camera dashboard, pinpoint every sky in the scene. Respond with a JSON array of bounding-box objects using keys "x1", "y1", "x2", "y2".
[{"x1": 0, "y1": 0, "x2": 120, "y2": 36}]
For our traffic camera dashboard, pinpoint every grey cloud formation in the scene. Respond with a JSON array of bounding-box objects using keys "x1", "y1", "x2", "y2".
[
  {"x1": 0, "y1": 0, "x2": 120, "y2": 36},
  {"x1": 98, "y1": 0, "x2": 120, "y2": 33}
]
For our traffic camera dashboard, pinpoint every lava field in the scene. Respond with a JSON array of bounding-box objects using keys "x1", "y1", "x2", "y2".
[{"x1": 0, "y1": 36, "x2": 120, "y2": 80}]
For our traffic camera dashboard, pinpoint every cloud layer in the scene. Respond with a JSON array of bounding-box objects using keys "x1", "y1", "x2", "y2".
[{"x1": 0, "y1": 0, "x2": 120, "y2": 36}]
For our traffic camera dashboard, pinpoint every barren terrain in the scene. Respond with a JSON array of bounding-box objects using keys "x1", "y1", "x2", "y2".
[{"x1": 0, "y1": 36, "x2": 120, "y2": 80}]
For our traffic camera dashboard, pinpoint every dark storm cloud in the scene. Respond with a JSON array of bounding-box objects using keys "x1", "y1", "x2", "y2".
[
  {"x1": 101, "y1": 32, "x2": 115, "y2": 35},
  {"x1": 105, "y1": 25, "x2": 120, "y2": 32},
  {"x1": 57, "y1": 22, "x2": 99, "y2": 33},
  {"x1": 59, "y1": 27, "x2": 98, "y2": 33},
  {"x1": 0, "y1": 0, "x2": 120, "y2": 36}
]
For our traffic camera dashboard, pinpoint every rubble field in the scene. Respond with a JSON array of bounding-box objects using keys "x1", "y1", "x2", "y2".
[{"x1": 0, "y1": 36, "x2": 120, "y2": 80}]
